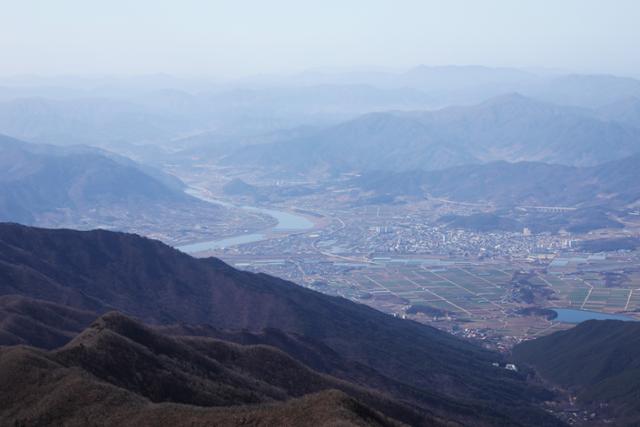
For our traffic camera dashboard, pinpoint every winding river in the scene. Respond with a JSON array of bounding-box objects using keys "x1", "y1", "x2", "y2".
[{"x1": 176, "y1": 188, "x2": 314, "y2": 253}]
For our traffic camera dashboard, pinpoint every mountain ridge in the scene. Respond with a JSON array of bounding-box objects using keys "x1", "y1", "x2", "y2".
[
  {"x1": 0, "y1": 311, "x2": 419, "y2": 426},
  {"x1": 352, "y1": 153, "x2": 640, "y2": 209},
  {"x1": 0, "y1": 222, "x2": 563, "y2": 426},
  {"x1": 513, "y1": 320, "x2": 640, "y2": 425},
  {"x1": 0, "y1": 134, "x2": 198, "y2": 224},
  {"x1": 225, "y1": 94, "x2": 640, "y2": 174}
]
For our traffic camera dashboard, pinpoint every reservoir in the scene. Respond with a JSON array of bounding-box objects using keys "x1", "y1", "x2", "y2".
[
  {"x1": 177, "y1": 187, "x2": 314, "y2": 253},
  {"x1": 552, "y1": 308, "x2": 636, "y2": 323}
]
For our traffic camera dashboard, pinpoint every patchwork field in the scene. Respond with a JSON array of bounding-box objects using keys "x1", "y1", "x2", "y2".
[{"x1": 222, "y1": 251, "x2": 640, "y2": 346}]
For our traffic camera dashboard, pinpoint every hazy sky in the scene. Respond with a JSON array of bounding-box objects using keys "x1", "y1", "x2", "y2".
[{"x1": 2, "y1": 0, "x2": 639, "y2": 78}]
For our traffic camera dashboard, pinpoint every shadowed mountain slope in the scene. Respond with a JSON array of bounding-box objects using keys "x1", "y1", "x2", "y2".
[
  {"x1": 513, "y1": 320, "x2": 640, "y2": 425},
  {"x1": 0, "y1": 297, "x2": 518, "y2": 425},
  {"x1": 0, "y1": 295, "x2": 96, "y2": 349},
  {"x1": 0, "y1": 312, "x2": 416, "y2": 426},
  {"x1": 0, "y1": 223, "x2": 563, "y2": 426}
]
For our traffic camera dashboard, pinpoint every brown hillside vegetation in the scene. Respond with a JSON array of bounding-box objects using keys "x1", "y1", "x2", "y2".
[
  {"x1": 513, "y1": 320, "x2": 640, "y2": 425},
  {"x1": 0, "y1": 295, "x2": 96, "y2": 349},
  {"x1": 0, "y1": 312, "x2": 438, "y2": 426}
]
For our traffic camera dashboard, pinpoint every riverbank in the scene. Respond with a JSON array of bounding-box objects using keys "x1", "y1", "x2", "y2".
[{"x1": 176, "y1": 186, "x2": 319, "y2": 253}]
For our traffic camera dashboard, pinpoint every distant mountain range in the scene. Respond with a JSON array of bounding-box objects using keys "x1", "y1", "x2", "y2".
[
  {"x1": 0, "y1": 134, "x2": 203, "y2": 226},
  {"x1": 513, "y1": 320, "x2": 640, "y2": 425},
  {"x1": 348, "y1": 153, "x2": 640, "y2": 233},
  {"x1": 239, "y1": 66, "x2": 640, "y2": 108},
  {"x1": 0, "y1": 223, "x2": 563, "y2": 426},
  {"x1": 0, "y1": 85, "x2": 439, "y2": 149},
  {"x1": 353, "y1": 153, "x2": 640, "y2": 209},
  {"x1": 225, "y1": 94, "x2": 640, "y2": 174},
  {"x1": 596, "y1": 96, "x2": 640, "y2": 129},
  {"x1": 0, "y1": 96, "x2": 196, "y2": 147},
  {"x1": 527, "y1": 74, "x2": 640, "y2": 109},
  {"x1": 1, "y1": 68, "x2": 640, "y2": 158}
]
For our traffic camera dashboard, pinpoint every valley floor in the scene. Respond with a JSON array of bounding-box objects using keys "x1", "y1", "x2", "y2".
[{"x1": 170, "y1": 165, "x2": 640, "y2": 351}]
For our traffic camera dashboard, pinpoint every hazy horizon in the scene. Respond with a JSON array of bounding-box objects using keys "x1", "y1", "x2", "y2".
[
  {"x1": 0, "y1": 63, "x2": 627, "y2": 81},
  {"x1": 2, "y1": 0, "x2": 640, "y2": 79}
]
